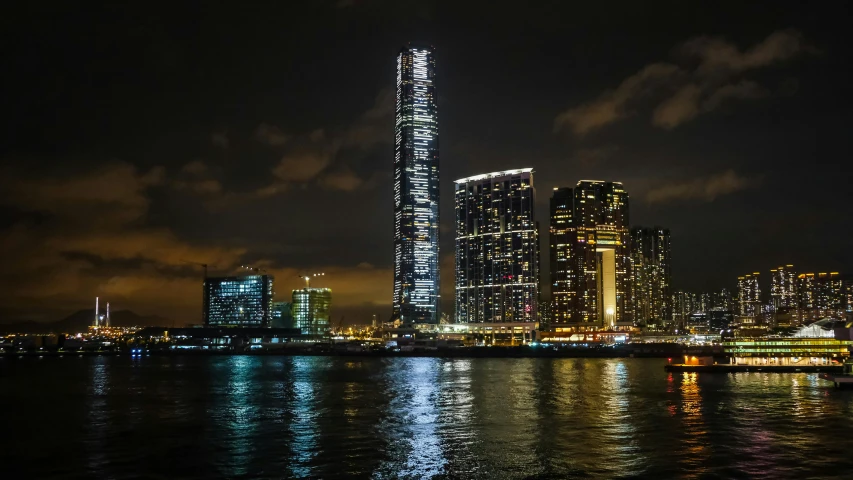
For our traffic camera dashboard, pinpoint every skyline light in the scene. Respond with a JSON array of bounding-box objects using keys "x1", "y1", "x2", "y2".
[{"x1": 0, "y1": 2, "x2": 850, "y2": 326}]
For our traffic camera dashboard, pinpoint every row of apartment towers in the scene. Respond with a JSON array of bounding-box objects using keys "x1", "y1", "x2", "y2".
[{"x1": 391, "y1": 44, "x2": 670, "y2": 328}]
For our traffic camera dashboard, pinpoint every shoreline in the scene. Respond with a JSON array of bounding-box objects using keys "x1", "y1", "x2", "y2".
[{"x1": 1, "y1": 346, "x2": 709, "y2": 360}]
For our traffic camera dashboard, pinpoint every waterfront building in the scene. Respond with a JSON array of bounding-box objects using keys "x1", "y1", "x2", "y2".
[
  {"x1": 434, "y1": 322, "x2": 538, "y2": 346},
  {"x1": 549, "y1": 181, "x2": 632, "y2": 330},
  {"x1": 737, "y1": 273, "x2": 761, "y2": 318},
  {"x1": 204, "y1": 275, "x2": 274, "y2": 327},
  {"x1": 133, "y1": 327, "x2": 304, "y2": 351},
  {"x1": 455, "y1": 169, "x2": 539, "y2": 324},
  {"x1": 549, "y1": 187, "x2": 575, "y2": 325},
  {"x1": 292, "y1": 288, "x2": 332, "y2": 336},
  {"x1": 630, "y1": 226, "x2": 672, "y2": 327},
  {"x1": 271, "y1": 301, "x2": 293, "y2": 329},
  {"x1": 392, "y1": 43, "x2": 440, "y2": 324},
  {"x1": 724, "y1": 319, "x2": 853, "y2": 366}
]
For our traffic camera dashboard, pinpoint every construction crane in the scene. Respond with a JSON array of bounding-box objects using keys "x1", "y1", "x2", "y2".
[
  {"x1": 181, "y1": 260, "x2": 212, "y2": 280},
  {"x1": 299, "y1": 272, "x2": 325, "y2": 288},
  {"x1": 240, "y1": 265, "x2": 268, "y2": 274}
]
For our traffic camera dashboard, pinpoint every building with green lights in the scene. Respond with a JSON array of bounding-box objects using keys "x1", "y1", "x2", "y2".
[{"x1": 292, "y1": 288, "x2": 331, "y2": 336}]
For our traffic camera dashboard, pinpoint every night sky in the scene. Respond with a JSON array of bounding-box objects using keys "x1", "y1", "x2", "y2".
[{"x1": 2, "y1": 1, "x2": 851, "y2": 324}]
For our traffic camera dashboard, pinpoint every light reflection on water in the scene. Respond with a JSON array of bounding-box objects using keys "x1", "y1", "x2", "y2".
[{"x1": 2, "y1": 356, "x2": 853, "y2": 479}]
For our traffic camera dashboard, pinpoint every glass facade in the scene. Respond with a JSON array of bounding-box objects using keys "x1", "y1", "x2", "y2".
[
  {"x1": 455, "y1": 169, "x2": 539, "y2": 323},
  {"x1": 292, "y1": 288, "x2": 331, "y2": 336},
  {"x1": 549, "y1": 181, "x2": 632, "y2": 329},
  {"x1": 204, "y1": 275, "x2": 273, "y2": 327},
  {"x1": 631, "y1": 226, "x2": 672, "y2": 326},
  {"x1": 393, "y1": 44, "x2": 440, "y2": 324}
]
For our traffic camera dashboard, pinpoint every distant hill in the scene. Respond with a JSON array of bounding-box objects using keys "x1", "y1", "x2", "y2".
[{"x1": 0, "y1": 309, "x2": 175, "y2": 334}]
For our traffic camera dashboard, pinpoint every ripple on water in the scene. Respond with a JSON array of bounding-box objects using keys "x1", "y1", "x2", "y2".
[{"x1": 2, "y1": 357, "x2": 853, "y2": 479}]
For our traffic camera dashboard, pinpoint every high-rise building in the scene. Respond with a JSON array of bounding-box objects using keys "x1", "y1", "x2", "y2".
[
  {"x1": 737, "y1": 273, "x2": 761, "y2": 317},
  {"x1": 455, "y1": 169, "x2": 539, "y2": 323},
  {"x1": 292, "y1": 288, "x2": 332, "y2": 336},
  {"x1": 549, "y1": 187, "x2": 575, "y2": 325},
  {"x1": 797, "y1": 272, "x2": 845, "y2": 320},
  {"x1": 630, "y1": 226, "x2": 672, "y2": 326},
  {"x1": 204, "y1": 275, "x2": 274, "y2": 327},
  {"x1": 393, "y1": 43, "x2": 440, "y2": 324},
  {"x1": 672, "y1": 291, "x2": 698, "y2": 327},
  {"x1": 770, "y1": 265, "x2": 797, "y2": 311},
  {"x1": 712, "y1": 289, "x2": 735, "y2": 312},
  {"x1": 549, "y1": 181, "x2": 632, "y2": 329}
]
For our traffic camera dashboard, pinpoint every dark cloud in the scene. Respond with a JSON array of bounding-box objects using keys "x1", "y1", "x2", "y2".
[
  {"x1": 254, "y1": 123, "x2": 291, "y2": 146},
  {"x1": 644, "y1": 170, "x2": 761, "y2": 204},
  {"x1": 211, "y1": 132, "x2": 229, "y2": 149},
  {"x1": 1, "y1": 2, "x2": 850, "y2": 322},
  {"x1": 681, "y1": 29, "x2": 817, "y2": 75},
  {"x1": 554, "y1": 63, "x2": 681, "y2": 135},
  {"x1": 556, "y1": 29, "x2": 815, "y2": 134}
]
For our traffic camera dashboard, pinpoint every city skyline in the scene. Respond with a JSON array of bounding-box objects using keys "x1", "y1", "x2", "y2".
[{"x1": 1, "y1": 2, "x2": 851, "y2": 324}]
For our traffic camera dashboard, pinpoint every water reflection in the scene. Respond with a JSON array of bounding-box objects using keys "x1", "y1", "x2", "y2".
[
  {"x1": 286, "y1": 357, "x2": 319, "y2": 478},
  {"x1": 374, "y1": 358, "x2": 446, "y2": 479},
  {"x1": 4, "y1": 357, "x2": 853, "y2": 479},
  {"x1": 86, "y1": 356, "x2": 110, "y2": 475}
]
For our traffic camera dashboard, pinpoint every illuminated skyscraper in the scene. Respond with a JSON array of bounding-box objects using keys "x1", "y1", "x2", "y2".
[
  {"x1": 393, "y1": 43, "x2": 440, "y2": 324},
  {"x1": 549, "y1": 181, "x2": 632, "y2": 329},
  {"x1": 292, "y1": 288, "x2": 331, "y2": 336},
  {"x1": 797, "y1": 272, "x2": 845, "y2": 320},
  {"x1": 550, "y1": 187, "x2": 575, "y2": 325},
  {"x1": 455, "y1": 169, "x2": 539, "y2": 323},
  {"x1": 737, "y1": 273, "x2": 761, "y2": 317},
  {"x1": 770, "y1": 265, "x2": 797, "y2": 311},
  {"x1": 204, "y1": 275, "x2": 274, "y2": 327},
  {"x1": 631, "y1": 226, "x2": 672, "y2": 326}
]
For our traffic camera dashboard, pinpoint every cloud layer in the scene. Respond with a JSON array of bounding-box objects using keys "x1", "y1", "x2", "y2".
[
  {"x1": 645, "y1": 170, "x2": 760, "y2": 204},
  {"x1": 255, "y1": 88, "x2": 394, "y2": 195},
  {"x1": 555, "y1": 29, "x2": 814, "y2": 135},
  {"x1": 0, "y1": 162, "x2": 393, "y2": 321}
]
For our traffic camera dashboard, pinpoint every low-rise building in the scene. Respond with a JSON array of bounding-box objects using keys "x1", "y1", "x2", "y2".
[{"x1": 723, "y1": 319, "x2": 853, "y2": 366}]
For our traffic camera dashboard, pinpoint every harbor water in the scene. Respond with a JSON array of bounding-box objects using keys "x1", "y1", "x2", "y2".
[{"x1": 1, "y1": 356, "x2": 852, "y2": 479}]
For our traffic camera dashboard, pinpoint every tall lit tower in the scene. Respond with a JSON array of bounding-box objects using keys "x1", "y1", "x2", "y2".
[
  {"x1": 737, "y1": 273, "x2": 761, "y2": 317},
  {"x1": 393, "y1": 43, "x2": 440, "y2": 324},
  {"x1": 549, "y1": 181, "x2": 632, "y2": 329},
  {"x1": 770, "y1": 265, "x2": 797, "y2": 311},
  {"x1": 455, "y1": 169, "x2": 539, "y2": 323}
]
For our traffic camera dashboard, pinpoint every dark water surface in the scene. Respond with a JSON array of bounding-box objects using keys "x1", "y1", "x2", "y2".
[{"x1": 1, "y1": 356, "x2": 852, "y2": 479}]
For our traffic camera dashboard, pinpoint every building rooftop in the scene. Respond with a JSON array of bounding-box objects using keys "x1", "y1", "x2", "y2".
[{"x1": 454, "y1": 168, "x2": 533, "y2": 184}]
